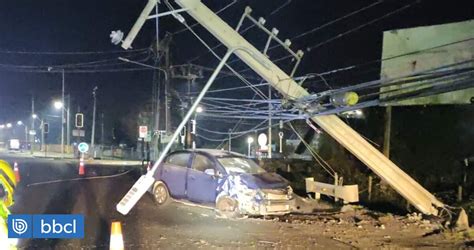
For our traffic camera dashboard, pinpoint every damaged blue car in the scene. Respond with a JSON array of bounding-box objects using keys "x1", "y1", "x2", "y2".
[{"x1": 150, "y1": 149, "x2": 294, "y2": 217}]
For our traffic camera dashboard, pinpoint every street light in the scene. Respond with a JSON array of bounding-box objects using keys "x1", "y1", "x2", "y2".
[
  {"x1": 196, "y1": 106, "x2": 203, "y2": 113},
  {"x1": 6, "y1": 123, "x2": 12, "y2": 128},
  {"x1": 0, "y1": 124, "x2": 5, "y2": 129},
  {"x1": 54, "y1": 101, "x2": 63, "y2": 110},
  {"x1": 16, "y1": 121, "x2": 28, "y2": 146},
  {"x1": 53, "y1": 98, "x2": 71, "y2": 158},
  {"x1": 247, "y1": 136, "x2": 254, "y2": 157},
  {"x1": 32, "y1": 114, "x2": 46, "y2": 152}
]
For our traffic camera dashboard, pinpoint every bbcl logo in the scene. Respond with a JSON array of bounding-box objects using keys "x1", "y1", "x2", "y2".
[
  {"x1": 8, "y1": 214, "x2": 84, "y2": 239},
  {"x1": 11, "y1": 218, "x2": 29, "y2": 235},
  {"x1": 40, "y1": 219, "x2": 78, "y2": 235}
]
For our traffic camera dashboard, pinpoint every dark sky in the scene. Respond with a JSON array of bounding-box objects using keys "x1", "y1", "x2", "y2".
[{"x1": 0, "y1": 0, "x2": 472, "y2": 144}]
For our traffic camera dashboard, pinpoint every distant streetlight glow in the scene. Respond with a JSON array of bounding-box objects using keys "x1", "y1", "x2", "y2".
[
  {"x1": 247, "y1": 136, "x2": 254, "y2": 157},
  {"x1": 17, "y1": 121, "x2": 23, "y2": 126},
  {"x1": 54, "y1": 101, "x2": 64, "y2": 110},
  {"x1": 6, "y1": 123, "x2": 12, "y2": 128},
  {"x1": 0, "y1": 124, "x2": 4, "y2": 129},
  {"x1": 196, "y1": 106, "x2": 204, "y2": 113},
  {"x1": 32, "y1": 114, "x2": 38, "y2": 119}
]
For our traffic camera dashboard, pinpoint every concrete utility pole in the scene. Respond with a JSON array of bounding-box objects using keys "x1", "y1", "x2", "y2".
[
  {"x1": 61, "y1": 69, "x2": 65, "y2": 158},
  {"x1": 66, "y1": 94, "x2": 71, "y2": 152},
  {"x1": 41, "y1": 119, "x2": 45, "y2": 154},
  {"x1": 172, "y1": 0, "x2": 444, "y2": 216},
  {"x1": 101, "y1": 113, "x2": 104, "y2": 145},
  {"x1": 30, "y1": 94, "x2": 34, "y2": 154},
  {"x1": 91, "y1": 86, "x2": 98, "y2": 150}
]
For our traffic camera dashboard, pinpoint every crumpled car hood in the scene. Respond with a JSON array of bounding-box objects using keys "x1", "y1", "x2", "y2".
[{"x1": 237, "y1": 172, "x2": 288, "y2": 190}]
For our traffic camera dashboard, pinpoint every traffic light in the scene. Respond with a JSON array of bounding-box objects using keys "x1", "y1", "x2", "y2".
[
  {"x1": 75, "y1": 113, "x2": 84, "y2": 128},
  {"x1": 43, "y1": 123, "x2": 49, "y2": 134}
]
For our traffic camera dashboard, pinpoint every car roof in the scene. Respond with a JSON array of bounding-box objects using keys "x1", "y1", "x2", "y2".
[{"x1": 172, "y1": 148, "x2": 246, "y2": 158}]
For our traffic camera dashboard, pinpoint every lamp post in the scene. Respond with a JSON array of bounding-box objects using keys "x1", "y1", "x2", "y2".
[
  {"x1": 91, "y1": 86, "x2": 98, "y2": 152},
  {"x1": 32, "y1": 114, "x2": 45, "y2": 153},
  {"x1": 54, "y1": 99, "x2": 70, "y2": 157},
  {"x1": 247, "y1": 136, "x2": 254, "y2": 157},
  {"x1": 16, "y1": 121, "x2": 28, "y2": 148}
]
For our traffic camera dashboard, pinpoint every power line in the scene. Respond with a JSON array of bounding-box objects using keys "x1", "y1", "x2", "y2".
[
  {"x1": 0, "y1": 47, "x2": 149, "y2": 55},
  {"x1": 269, "y1": 0, "x2": 385, "y2": 51},
  {"x1": 187, "y1": 0, "x2": 292, "y2": 63},
  {"x1": 169, "y1": 4, "x2": 268, "y2": 100},
  {"x1": 305, "y1": 0, "x2": 421, "y2": 52},
  {"x1": 0, "y1": 50, "x2": 151, "y2": 70},
  {"x1": 172, "y1": 0, "x2": 240, "y2": 35},
  {"x1": 265, "y1": 0, "x2": 421, "y2": 65},
  {"x1": 288, "y1": 122, "x2": 336, "y2": 177}
]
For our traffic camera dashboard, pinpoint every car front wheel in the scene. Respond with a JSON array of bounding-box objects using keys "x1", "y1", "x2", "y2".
[
  {"x1": 153, "y1": 182, "x2": 170, "y2": 206},
  {"x1": 216, "y1": 196, "x2": 239, "y2": 218}
]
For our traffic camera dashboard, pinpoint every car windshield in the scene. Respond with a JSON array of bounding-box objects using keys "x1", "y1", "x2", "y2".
[{"x1": 217, "y1": 157, "x2": 266, "y2": 174}]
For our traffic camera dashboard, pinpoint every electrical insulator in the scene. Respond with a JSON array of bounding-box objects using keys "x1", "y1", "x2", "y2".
[{"x1": 330, "y1": 92, "x2": 359, "y2": 107}]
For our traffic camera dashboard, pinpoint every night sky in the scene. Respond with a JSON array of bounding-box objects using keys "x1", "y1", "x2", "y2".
[{"x1": 0, "y1": 0, "x2": 473, "y2": 145}]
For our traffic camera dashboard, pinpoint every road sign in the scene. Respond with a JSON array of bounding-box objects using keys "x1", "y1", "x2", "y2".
[
  {"x1": 258, "y1": 133, "x2": 268, "y2": 147},
  {"x1": 29, "y1": 130, "x2": 36, "y2": 135},
  {"x1": 72, "y1": 129, "x2": 85, "y2": 137},
  {"x1": 139, "y1": 126, "x2": 148, "y2": 138},
  {"x1": 78, "y1": 142, "x2": 89, "y2": 153}
]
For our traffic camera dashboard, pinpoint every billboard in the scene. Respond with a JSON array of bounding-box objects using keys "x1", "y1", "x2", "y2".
[{"x1": 380, "y1": 19, "x2": 474, "y2": 105}]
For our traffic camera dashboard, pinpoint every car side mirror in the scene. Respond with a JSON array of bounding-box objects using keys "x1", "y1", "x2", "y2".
[{"x1": 204, "y1": 169, "x2": 215, "y2": 176}]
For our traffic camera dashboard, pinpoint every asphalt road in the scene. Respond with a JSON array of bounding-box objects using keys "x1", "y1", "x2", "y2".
[
  {"x1": 0, "y1": 154, "x2": 352, "y2": 249},
  {"x1": 1, "y1": 153, "x2": 464, "y2": 249}
]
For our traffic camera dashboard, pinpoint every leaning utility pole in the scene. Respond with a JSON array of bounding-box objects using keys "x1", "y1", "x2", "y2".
[{"x1": 91, "y1": 86, "x2": 98, "y2": 150}]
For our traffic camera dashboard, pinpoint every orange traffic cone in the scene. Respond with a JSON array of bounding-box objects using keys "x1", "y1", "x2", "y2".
[
  {"x1": 13, "y1": 162, "x2": 20, "y2": 182},
  {"x1": 110, "y1": 221, "x2": 124, "y2": 250},
  {"x1": 79, "y1": 158, "x2": 85, "y2": 176}
]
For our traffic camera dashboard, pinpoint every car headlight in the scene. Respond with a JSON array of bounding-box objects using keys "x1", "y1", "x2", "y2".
[{"x1": 254, "y1": 190, "x2": 265, "y2": 201}]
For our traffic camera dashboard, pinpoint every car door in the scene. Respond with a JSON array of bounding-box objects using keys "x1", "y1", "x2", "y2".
[
  {"x1": 186, "y1": 153, "x2": 218, "y2": 204},
  {"x1": 160, "y1": 152, "x2": 191, "y2": 199}
]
